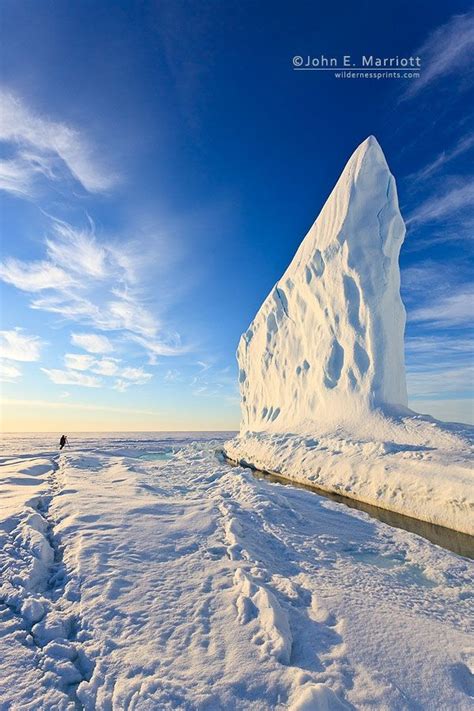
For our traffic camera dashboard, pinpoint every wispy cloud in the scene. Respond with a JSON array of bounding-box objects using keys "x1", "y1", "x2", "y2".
[
  {"x1": 71, "y1": 332, "x2": 113, "y2": 354},
  {"x1": 0, "y1": 259, "x2": 73, "y2": 291},
  {"x1": 46, "y1": 218, "x2": 108, "y2": 278},
  {"x1": 406, "y1": 335, "x2": 473, "y2": 360},
  {"x1": 121, "y1": 367, "x2": 153, "y2": 382},
  {"x1": 0, "y1": 217, "x2": 185, "y2": 362},
  {"x1": 409, "y1": 287, "x2": 473, "y2": 327},
  {"x1": 406, "y1": 179, "x2": 474, "y2": 227},
  {"x1": 405, "y1": 333, "x2": 473, "y2": 408},
  {"x1": 63, "y1": 352, "x2": 152, "y2": 388},
  {"x1": 0, "y1": 362, "x2": 22, "y2": 382},
  {"x1": 91, "y1": 359, "x2": 121, "y2": 377},
  {"x1": 129, "y1": 334, "x2": 189, "y2": 363},
  {"x1": 189, "y1": 362, "x2": 237, "y2": 398},
  {"x1": 402, "y1": 11, "x2": 474, "y2": 99},
  {"x1": 41, "y1": 368, "x2": 102, "y2": 388},
  {"x1": 407, "y1": 365, "x2": 473, "y2": 399},
  {"x1": 113, "y1": 367, "x2": 153, "y2": 392},
  {"x1": 64, "y1": 353, "x2": 97, "y2": 371},
  {"x1": 402, "y1": 261, "x2": 473, "y2": 329},
  {"x1": 0, "y1": 154, "x2": 55, "y2": 197},
  {"x1": 408, "y1": 133, "x2": 474, "y2": 182},
  {"x1": 0, "y1": 89, "x2": 117, "y2": 196},
  {"x1": 0, "y1": 328, "x2": 43, "y2": 361}
]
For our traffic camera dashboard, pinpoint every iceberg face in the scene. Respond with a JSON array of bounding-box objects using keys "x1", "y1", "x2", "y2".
[{"x1": 238, "y1": 136, "x2": 408, "y2": 433}]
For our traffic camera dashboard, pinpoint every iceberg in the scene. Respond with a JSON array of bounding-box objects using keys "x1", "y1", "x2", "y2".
[{"x1": 225, "y1": 137, "x2": 473, "y2": 535}]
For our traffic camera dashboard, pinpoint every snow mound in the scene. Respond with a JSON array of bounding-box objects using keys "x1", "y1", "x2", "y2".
[
  {"x1": 225, "y1": 137, "x2": 474, "y2": 534},
  {"x1": 289, "y1": 683, "x2": 350, "y2": 711},
  {"x1": 234, "y1": 568, "x2": 292, "y2": 664}
]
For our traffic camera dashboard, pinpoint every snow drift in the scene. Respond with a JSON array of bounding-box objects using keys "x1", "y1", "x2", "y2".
[{"x1": 225, "y1": 137, "x2": 473, "y2": 535}]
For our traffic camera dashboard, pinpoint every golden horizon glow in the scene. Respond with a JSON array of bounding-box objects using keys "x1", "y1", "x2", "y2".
[{"x1": 1, "y1": 398, "x2": 239, "y2": 433}]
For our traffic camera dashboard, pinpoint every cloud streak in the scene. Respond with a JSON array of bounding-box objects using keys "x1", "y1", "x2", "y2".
[
  {"x1": 0, "y1": 329, "x2": 43, "y2": 361},
  {"x1": 0, "y1": 89, "x2": 117, "y2": 196},
  {"x1": 62, "y1": 352, "x2": 152, "y2": 388},
  {"x1": 0, "y1": 259, "x2": 73, "y2": 291},
  {"x1": 41, "y1": 368, "x2": 102, "y2": 388},
  {"x1": 0, "y1": 362, "x2": 22, "y2": 382},
  {"x1": 406, "y1": 179, "x2": 474, "y2": 227},
  {"x1": 403, "y1": 261, "x2": 473, "y2": 329},
  {"x1": 0, "y1": 217, "x2": 186, "y2": 362},
  {"x1": 71, "y1": 332, "x2": 113, "y2": 354},
  {"x1": 409, "y1": 287, "x2": 473, "y2": 328},
  {"x1": 402, "y1": 11, "x2": 474, "y2": 99},
  {"x1": 408, "y1": 133, "x2": 474, "y2": 182}
]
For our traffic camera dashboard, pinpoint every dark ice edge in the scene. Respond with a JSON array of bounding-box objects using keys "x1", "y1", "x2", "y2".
[{"x1": 221, "y1": 451, "x2": 474, "y2": 561}]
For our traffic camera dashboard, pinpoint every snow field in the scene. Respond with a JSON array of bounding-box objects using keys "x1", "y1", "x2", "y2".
[{"x1": 1, "y1": 436, "x2": 473, "y2": 710}]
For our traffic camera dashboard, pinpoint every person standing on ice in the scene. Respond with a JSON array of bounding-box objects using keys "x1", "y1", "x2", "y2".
[{"x1": 59, "y1": 434, "x2": 69, "y2": 450}]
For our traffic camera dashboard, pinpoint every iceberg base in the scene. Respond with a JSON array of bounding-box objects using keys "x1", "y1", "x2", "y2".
[{"x1": 224, "y1": 413, "x2": 474, "y2": 535}]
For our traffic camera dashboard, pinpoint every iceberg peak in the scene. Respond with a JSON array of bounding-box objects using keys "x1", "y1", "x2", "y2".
[{"x1": 237, "y1": 137, "x2": 408, "y2": 433}]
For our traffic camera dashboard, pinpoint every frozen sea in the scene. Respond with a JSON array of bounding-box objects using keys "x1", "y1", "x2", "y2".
[{"x1": 1, "y1": 432, "x2": 473, "y2": 710}]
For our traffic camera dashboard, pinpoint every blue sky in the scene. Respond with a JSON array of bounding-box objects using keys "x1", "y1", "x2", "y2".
[{"x1": 0, "y1": 1, "x2": 473, "y2": 430}]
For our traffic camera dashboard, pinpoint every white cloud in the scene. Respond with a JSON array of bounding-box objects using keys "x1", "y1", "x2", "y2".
[
  {"x1": 130, "y1": 334, "x2": 189, "y2": 363},
  {"x1": 408, "y1": 134, "x2": 474, "y2": 182},
  {"x1": 406, "y1": 335, "x2": 473, "y2": 361},
  {"x1": 31, "y1": 293, "x2": 102, "y2": 321},
  {"x1": 0, "y1": 219, "x2": 162, "y2": 344},
  {"x1": 108, "y1": 299, "x2": 157, "y2": 338},
  {"x1": 407, "y1": 365, "x2": 473, "y2": 398},
  {"x1": 0, "y1": 155, "x2": 48, "y2": 197},
  {"x1": 41, "y1": 368, "x2": 102, "y2": 388},
  {"x1": 402, "y1": 11, "x2": 474, "y2": 99},
  {"x1": 92, "y1": 359, "x2": 120, "y2": 376},
  {"x1": 0, "y1": 258, "x2": 73, "y2": 291},
  {"x1": 121, "y1": 367, "x2": 153, "y2": 383},
  {"x1": 46, "y1": 219, "x2": 107, "y2": 278},
  {"x1": 0, "y1": 216, "x2": 187, "y2": 363},
  {"x1": 406, "y1": 333, "x2": 473, "y2": 410},
  {"x1": 409, "y1": 288, "x2": 473, "y2": 327},
  {"x1": 63, "y1": 351, "x2": 148, "y2": 384},
  {"x1": 71, "y1": 332, "x2": 113, "y2": 354},
  {"x1": 0, "y1": 89, "x2": 116, "y2": 195},
  {"x1": 64, "y1": 353, "x2": 97, "y2": 371},
  {"x1": 406, "y1": 179, "x2": 474, "y2": 226},
  {"x1": 112, "y1": 366, "x2": 153, "y2": 391},
  {"x1": 403, "y1": 262, "x2": 473, "y2": 329},
  {"x1": 0, "y1": 328, "x2": 43, "y2": 361},
  {"x1": 0, "y1": 361, "x2": 22, "y2": 381}
]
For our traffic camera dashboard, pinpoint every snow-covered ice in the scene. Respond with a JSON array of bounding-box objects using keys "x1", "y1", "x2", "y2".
[
  {"x1": 224, "y1": 137, "x2": 474, "y2": 534},
  {"x1": 1, "y1": 433, "x2": 473, "y2": 710}
]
